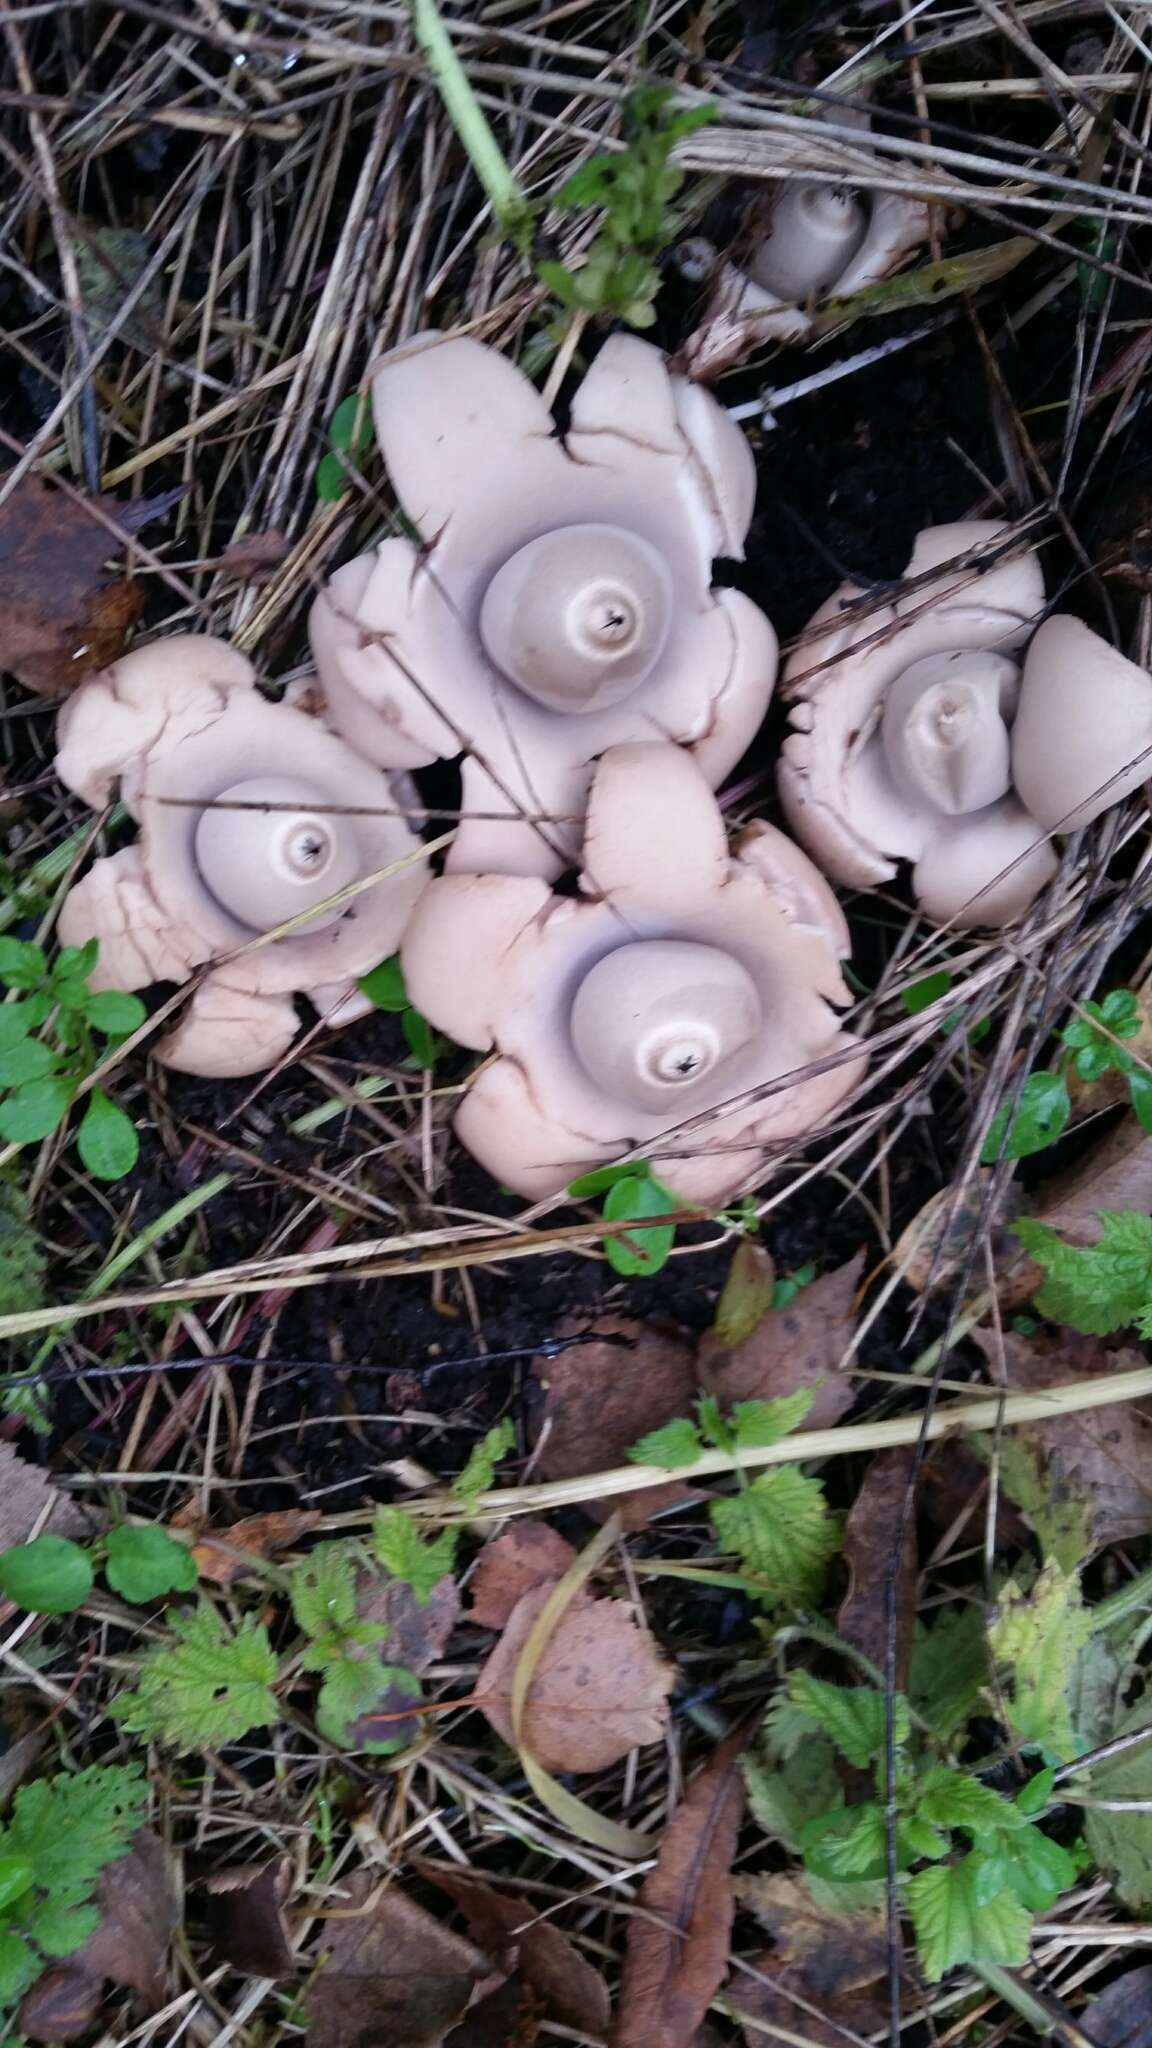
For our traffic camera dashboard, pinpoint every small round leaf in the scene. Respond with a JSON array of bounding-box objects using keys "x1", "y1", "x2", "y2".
[
  {"x1": 357, "y1": 956, "x2": 408, "y2": 1013},
  {"x1": 83, "y1": 991, "x2": 147, "y2": 1036},
  {"x1": 77, "y1": 1092, "x2": 138, "y2": 1181},
  {"x1": 0, "y1": 1535, "x2": 93, "y2": 1613},
  {"x1": 0, "y1": 1077, "x2": 74, "y2": 1144},
  {"x1": 603, "y1": 1172, "x2": 678, "y2": 1277},
  {"x1": 104, "y1": 1525, "x2": 198, "y2": 1604},
  {"x1": 0, "y1": 1040, "x2": 57, "y2": 1088}
]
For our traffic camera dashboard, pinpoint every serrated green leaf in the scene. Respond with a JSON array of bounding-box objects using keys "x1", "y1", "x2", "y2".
[
  {"x1": 711, "y1": 1466, "x2": 839, "y2": 1607},
  {"x1": 907, "y1": 1856, "x2": 1032, "y2": 1979},
  {"x1": 0, "y1": 1535, "x2": 92, "y2": 1614},
  {"x1": 916, "y1": 1766, "x2": 1014, "y2": 1833},
  {"x1": 989, "y1": 1561, "x2": 1091, "y2": 1760},
  {"x1": 908, "y1": 1604, "x2": 989, "y2": 1747},
  {"x1": 371, "y1": 1507, "x2": 457, "y2": 1605},
  {"x1": 1013, "y1": 1211, "x2": 1152, "y2": 1335},
  {"x1": 801, "y1": 1803, "x2": 888, "y2": 1882},
  {"x1": 112, "y1": 1603, "x2": 278, "y2": 1748},
  {"x1": 104, "y1": 1525, "x2": 197, "y2": 1604},
  {"x1": 1083, "y1": 1694, "x2": 1152, "y2": 1905},
  {"x1": 628, "y1": 1416, "x2": 703, "y2": 1469},
  {"x1": 744, "y1": 1736, "x2": 842, "y2": 1852},
  {"x1": 787, "y1": 1672, "x2": 908, "y2": 1769},
  {"x1": 76, "y1": 1091, "x2": 138, "y2": 1181},
  {"x1": 7, "y1": 1762, "x2": 146, "y2": 1900},
  {"x1": 730, "y1": 1389, "x2": 813, "y2": 1452},
  {"x1": 453, "y1": 1418, "x2": 515, "y2": 1502},
  {"x1": 602, "y1": 1172, "x2": 677, "y2": 1276},
  {"x1": 0, "y1": 1077, "x2": 73, "y2": 1144},
  {"x1": 32, "y1": 1900, "x2": 100, "y2": 1957},
  {"x1": 982, "y1": 1071, "x2": 1070, "y2": 1163},
  {"x1": 290, "y1": 1541, "x2": 360, "y2": 1643},
  {"x1": 993, "y1": 1824, "x2": 1078, "y2": 1911}
]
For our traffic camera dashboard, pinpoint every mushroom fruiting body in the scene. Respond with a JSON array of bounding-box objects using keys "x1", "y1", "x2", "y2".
[
  {"x1": 777, "y1": 521, "x2": 1152, "y2": 927},
  {"x1": 54, "y1": 636, "x2": 428, "y2": 1075},
  {"x1": 400, "y1": 742, "x2": 866, "y2": 1204},
  {"x1": 308, "y1": 330, "x2": 777, "y2": 879}
]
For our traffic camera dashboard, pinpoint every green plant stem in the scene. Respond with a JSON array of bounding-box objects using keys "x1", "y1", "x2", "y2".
[
  {"x1": 409, "y1": 0, "x2": 528, "y2": 228},
  {"x1": 972, "y1": 1961, "x2": 1093, "y2": 2043}
]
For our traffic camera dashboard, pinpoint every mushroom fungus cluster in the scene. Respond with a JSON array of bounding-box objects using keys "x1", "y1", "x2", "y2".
[
  {"x1": 778, "y1": 520, "x2": 1152, "y2": 928},
  {"x1": 400, "y1": 744, "x2": 867, "y2": 1204},
  {"x1": 54, "y1": 637, "x2": 427, "y2": 1076},
  {"x1": 308, "y1": 329, "x2": 777, "y2": 877}
]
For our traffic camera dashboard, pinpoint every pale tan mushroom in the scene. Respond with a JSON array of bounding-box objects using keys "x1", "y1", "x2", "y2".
[
  {"x1": 308, "y1": 330, "x2": 776, "y2": 879},
  {"x1": 400, "y1": 742, "x2": 866, "y2": 1204},
  {"x1": 1011, "y1": 614, "x2": 1152, "y2": 831},
  {"x1": 55, "y1": 636, "x2": 428, "y2": 1076},
  {"x1": 777, "y1": 520, "x2": 1061, "y2": 928}
]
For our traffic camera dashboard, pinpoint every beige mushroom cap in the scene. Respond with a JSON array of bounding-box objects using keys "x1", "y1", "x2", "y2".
[
  {"x1": 912, "y1": 801, "x2": 1059, "y2": 929},
  {"x1": 1012, "y1": 615, "x2": 1152, "y2": 830},
  {"x1": 401, "y1": 741, "x2": 866, "y2": 1205},
  {"x1": 310, "y1": 331, "x2": 776, "y2": 878},
  {"x1": 748, "y1": 183, "x2": 869, "y2": 301}
]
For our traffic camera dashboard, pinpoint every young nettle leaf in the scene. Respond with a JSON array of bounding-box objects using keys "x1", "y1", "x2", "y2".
[
  {"x1": 989, "y1": 1560, "x2": 1092, "y2": 1761},
  {"x1": 371, "y1": 1507, "x2": 458, "y2": 1605},
  {"x1": 103, "y1": 1525, "x2": 197, "y2": 1604},
  {"x1": 906, "y1": 1857, "x2": 1032, "y2": 1980},
  {"x1": 787, "y1": 1672, "x2": 908, "y2": 1771},
  {"x1": 1013, "y1": 1211, "x2": 1152, "y2": 1336},
  {"x1": 979, "y1": 1825, "x2": 1078, "y2": 1912},
  {"x1": 0, "y1": 1534, "x2": 93, "y2": 1614},
  {"x1": 908, "y1": 1604, "x2": 990, "y2": 1747},
  {"x1": 629, "y1": 1416, "x2": 705, "y2": 1469},
  {"x1": 112, "y1": 1603, "x2": 279, "y2": 1748},
  {"x1": 915, "y1": 1765, "x2": 1013, "y2": 1833},
  {"x1": 711, "y1": 1465, "x2": 839, "y2": 1607},
  {"x1": 453, "y1": 1418, "x2": 516, "y2": 1503},
  {"x1": 0, "y1": 1761, "x2": 147, "y2": 2014},
  {"x1": 76, "y1": 1090, "x2": 138, "y2": 1180},
  {"x1": 291, "y1": 1541, "x2": 361, "y2": 1647},
  {"x1": 729, "y1": 1389, "x2": 814, "y2": 1451},
  {"x1": 981, "y1": 1071, "x2": 1071, "y2": 1163},
  {"x1": 800, "y1": 1802, "x2": 890, "y2": 1882},
  {"x1": 744, "y1": 1739, "x2": 843, "y2": 1853}
]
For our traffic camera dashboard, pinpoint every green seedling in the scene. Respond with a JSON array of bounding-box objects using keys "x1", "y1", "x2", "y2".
[
  {"x1": 0, "y1": 1523, "x2": 197, "y2": 1615},
  {"x1": 982, "y1": 987, "x2": 1150, "y2": 1164},
  {"x1": 315, "y1": 392, "x2": 374, "y2": 502},
  {"x1": 0, "y1": 1763, "x2": 148, "y2": 2014},
  {"x1": 358, "y1": 954, "x2": 447, "y2": 1068},
  {"x1": 0, "y1": 937, "x2": 142, "y2": 1177},
  {"x1": 567, "y1": 1158, "x2": 680, "y2": 1276}
]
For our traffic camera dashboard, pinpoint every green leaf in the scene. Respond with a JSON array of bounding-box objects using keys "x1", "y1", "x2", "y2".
[
  {"x1": 993, "y1": 1824, "x2": 1078, "y2": 1911},
  {"x1": 0, "y1": 1077, "x2": 73, "y2": 1144},
  {"x1": 76, "y1": 1091, "x2": 138, "y2": 1180},
  {"x1": 0, "y1": 1005, "x2": 34, "y2": 1053},
  {"x1": 1083, "y1": 1695, "x2": 1152, "y2": 1906},
  {"x1": 401, "y1": 1006, "x2": 442, "y2": 1068},
  {"x1": 629, "y1": 1416, "x2": 704, "y2": 1469},
  {"x1": 103, "y1": 1525, "x2": 197, "y2": 1604},
  {"x1": 316, "y1": 1652, "x2": 421, "y2": 1750},
  {"x1": 536, "y1": 259, "x2": 582, "y2": 307},
  {"x1": 801, "y1": 1803, "x2": 888, "y2": 1882},
  {"x1": 711, "y1": 1239, "x2": 775, "y2": 1347},
  {"x1": 916, "y1": 1766, "x2": 1014, "y2": 1834},
  {"x1": 32, "y1": 1899, "x2": 101, "y2": 1957},
  {"x1": 327, "y1": 393, "x2": 372, "y2": 456},
  {"x1": 1129, "y1": 1067, "x2": 1152, "y2": 1134},
  {"x1": 907, "y1": 1857, "x2": 1032, "y2": 1980},
  {"x1": 902, "y1": 970, "x2": 953, "y2": 1016},
  {"x1": 567, "y1": 1160, "x2": 651, "y2": 1199},
  {"x1": 0, "y1": 1040, "x2": 56, "y2": 1087},
  {"x1": 0, "y1": 1926, "x2": 37, "y2": 2006},
  {"x1": 730, "y1": 1389, "x2": 813, "y2": 1452},
  {"x1": 985, "y1": 1431, "x2": 1094, "y2": 1573},
  {"x1": 315, "y1": 451, "x2": 353, "y2": 501},
  {"x1": 82, "y1": 990, "x2": 146, "y2": 1035},
  {"x1": 357, "y1": 955, "x2": 409, "y2": 1013},
  {"x1": 453, "y1": 1418, "x2": 515, "y2": 1503},
  {"x1": 0, "y1": 941, "x2": 45, "y2": 991},
  {"x1": 908, "y1": 1604, "x2": 989, "y2": 1747},
  {"x1": 1013, "y1": 1211, "x2": 1152, "y2": 1335},
  {"x1": 112, "y1": 1603, "x2": 278, "y2": 1748},
  {"x1": 711, "y1": 1466, "x2": 839, "y2": 1607},
  {"x1": 1015, "y1": 1767, "x2": 1056, "y2": 1819},
  {"x1": 0, "y1": 1860, "x2": 32, "y2": 1913},
  {"x1": 981, "y1": 1071, "x2": 1070, "y2": 1163},
  {"x1": 371, "y1": 1507, "x2": 457, "y2": 1605},
  {"x1": 53, "y1": 940, "x2": 98, "y2": 981},
  {"x1": 0, "y1": 1535, "x2": 93, "y2": 1614},
  {"x1": 6, "y1": 1761, "x2": 146, "y2": 1900},
  {"x1": 290, "y1": 1541, "x2": 360, "y2": 1643},
  {"x1": 602, "y1": 1172, "x2": 678, "y2": 1276},
  {"x1": 787, "y1": 1672, "x2": 907, "y2": 1769},
  {"x1": 744, "y1": 1735, "x2": 842, "y2": 1853},
  {"x1": 989, "y1": 1561, "x2": 1092, "y2": 1761}
]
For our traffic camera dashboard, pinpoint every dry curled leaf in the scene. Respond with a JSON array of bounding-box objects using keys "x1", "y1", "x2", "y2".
[
  {"x1": 0, "y1": 472, "x2": 177, "y2": 696},
  {"x1": 206, "y1": 1856, "x2": 295, "y2": 1979},
  {"x1": 727, "y1": 1873, "x2": 890, "y2": 2048},
  {"x1": 531, "y1": 1314, "x2": 699, "y2": 1529},
  {"x1": 305, "y1": 1871, "x2": 500, "y2": 2048},
  {"x1": 837, "y1": 1448, "x2": 918, "y2": 1689},
  {"x1": 1078, "y1": 1962, "x2": 1152, "y2": 2046},
  {"x1": 448, "y1": 1977, "x2": 542, "y2": 2047},
  {"x1": 894, "y1": 1171, "x2": 1026, "y2": 1301},
  {"x1": 211, "y1": 530, "x2": 291, "y2": 578},
  {"x1": 613, "y1": 1725, "x2": 748, "y2": 2048},
  {"x1": 189, "y1": 1507, "x2": 322, "y2": 1584},
  {"x1": 470, "y1": 1522, "x2": 578, "y2": 1631},
  {"x1": 696, "y1": 1252, "x2": 864, "y2": 1426},
  {"x1": 474, "y1": 1584, "x2": 673, "y2": 1774},
  {"x1": 18, "y1": 1829, "x2": 177, "y2": 2043},
  {"x1": 420, "y1": 1866, "x2": 610, "y2": 2040},
  {"x1": 0, "y1": 1441, "x2": 90, "y2": 1552},
  {"x1": 972, "y1": 1326, "x2": 1152, "y2": 1550}
]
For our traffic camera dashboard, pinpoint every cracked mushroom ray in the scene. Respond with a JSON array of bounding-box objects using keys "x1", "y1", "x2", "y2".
[
  {"x1": 307, "y1": 328, "x2": 778, "y2": 880},
  {"x1": 52, "y1": 636, "x2": 429, "y2": 1077},
  {"x1": 400, "y1": 742, "x2": 868, "y2": 1206}
]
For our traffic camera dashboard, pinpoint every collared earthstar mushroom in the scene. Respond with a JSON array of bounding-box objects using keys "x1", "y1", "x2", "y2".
[
  {"x1": 400, "y1": 741, "x2": 867, "y2": 1204},
  {"x1": 54, "y1": 636, "x2": 428, "y2": 1076},
  {"x1": 308, "y1": 329, "x2": 777, "y2": 879},
  {"x1": 777, "y1": 521, "x2": 1152, "y2": 928}
]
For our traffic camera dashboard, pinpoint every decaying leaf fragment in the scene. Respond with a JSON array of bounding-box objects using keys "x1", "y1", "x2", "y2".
[
  {"x1": 205, "y1": 1856, "x2": 296, "y2": 1979},
  {"x1": 836, "y1": 1447, "x2": 918, "y2": 1688},
  {"x1": 419, "y1": 1865, "x2": 610, "y2": 2039},
  {"x1": 188, "y1": 1507, "x2": 323, "y2": 1584},
  {"x1": 474, "y1": 1583, "x2": 673, "y2": 1774},
  {"x1": 469, "y1": 1522, "x2": 578, "y2": 1631},
  {"x1": 613, "y1": 1725, "x2": 748, "y2": 2048},
  {"x1": 305, "y1": 1870, "x2": 500, "y2": 2048},
  {"x1": 0, "y1": 1440, "x2": 90, "y2": 1552},
  {"x1": 17, "y1": 1829, "x2": 178, "y2": 2043},
  {"x1": 530, "y1": 1313, "x2": 700, "y2": 1528},
  {"x1": 696, "y1": 1252, "x2": 863, "y2": 1426},
  {"x1": 728, "y1": 1872, "x2": 889, "y2": 2048}
]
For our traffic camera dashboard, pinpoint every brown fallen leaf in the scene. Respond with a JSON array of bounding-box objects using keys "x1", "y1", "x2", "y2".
[
  {"x1": 710, "y1": 1239, "x2": 776, "y2": 1350},
  {"x1": 1032, "y1": 1113, "x2": 1152, "y2": 1244},
  {"x1": 189, "y1": 1507, "x2": 322, "y2": 1584},
  {"x1": 613, "y1": 1725, "x2": 748, "y2": 2048},
  {"x1": 470, "y1": 1522, "x2": 578, "y2": 1631},
  {"x1": 447, "y1": 1977, "x2": 542, "y2": 2047},
  {"x1": 531, "y1": 1314, "x2": 699, "y2": 1529},
  {"x1": 1078, "y1": 1961, "x2": 1152, "y2": 2046},
  {"x1": 206, "y1": 1856, "x2": 296, "y2": 1979},
  {"x1": 211, "y1": 530, "x2": 291, "y2": 579},
  {"x1": 18, "y1": 1828, "x2": 178, "y2": 2043},
  {"x1": 729, "y1": 1950, "x2": 889, "y2": 2048},
  {"x1": 837, "y1": 1448, "x2": 918, "y2": 1689},
  {"x1": 0, "y1": 472, "x2": 177, "y2": 696},
  {"x1": 696, "y1": 1252, "x2": 865, "y2": 1426},
  {"x1": 339, "y1": 1566, "x2": 459, "y2": 1748},
  {"x1": 420, "y1": 1866, "x2": 610, "y2": 2039},
  {"x1": 305, "y1": 1871, "x2": 500, "y2": 2048},
  {"x1": 0, "y1": 1441, "x2": 90, "y2": 1551},
  {"x1": 971, "y1": 1327, "x2": 1152, "y2": 1550},
  {"x1": 474, "y1": 1585, "x2": 673, "y2": 1774},
  {"x1": 893, "y1": 1171, "x2": 1026, "y2": 1300},
  {"x1": 735, "y1": 1872, "x2": 887, "y2": 1996}
]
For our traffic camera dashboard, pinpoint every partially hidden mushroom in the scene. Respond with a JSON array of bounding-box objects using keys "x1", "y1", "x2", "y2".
[
  {"x1": 54, "y1": 636, "x2": 428, "y2": 1075},
  {"x1": 777, "y1": 521, "x2": 1152, "y2": 928},
  {"x1": 308, "y1": 329, "x2": 777, "y2": 879},
  {"x1": 400, "y1": 741, "x2": 866, "y2": 1204}
]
